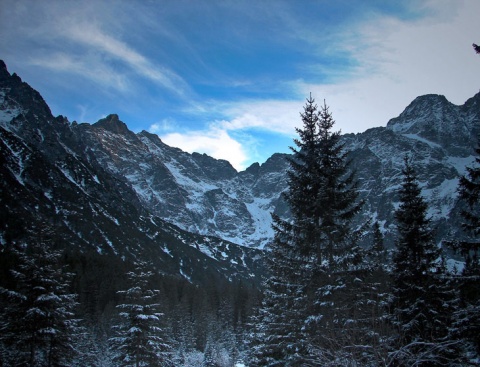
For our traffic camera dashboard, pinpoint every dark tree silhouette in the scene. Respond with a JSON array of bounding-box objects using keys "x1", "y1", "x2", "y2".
[
  {"x1": 473, "y1": 43, "x2": 480, "y2": 54},
  {"x1": 389, "y1": 156, "x2": 458, "y2": 366},
  {"x1": 0, "y1": 240, "x2": 81, "y2": 367},
  {"x1": 249, "y1": 95, "x2": 364, "y2": 366},
  {"x1": 449, "y1": 136, "x2": 480, "y2": 354}
]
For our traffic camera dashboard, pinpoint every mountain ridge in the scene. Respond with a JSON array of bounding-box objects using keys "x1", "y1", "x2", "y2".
[
  {"x1": 73, "y1": 89, "x2": 478, "y2": 248},
  {"x1": 1, "y1": 59, "x2": 479, "y2": 257},
  {"x1": 0, "y1": 61, "x2": 264, "y2": 285}
]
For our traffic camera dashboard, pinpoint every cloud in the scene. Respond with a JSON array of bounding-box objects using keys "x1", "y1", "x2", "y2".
[
  {"x1": 29, "y1": 53, "x2": 130, "y2": 92},
  {"x1": 149, "y1": 99, "x2": 299, "y2": 170},
  {"x1": 148, "y1": 118, "x2": 177, "y2": 134},
  {"x1": 299, "y1": 0, "x2": 480, "y2": 132},
  {"x1": 219, "y1": 100, "x2": 303, "y2": 135},
  {"x1": 211, "y1": 0, "x2": 480, "y2": 137},
  {"x1": 159, "y1": 128, "x2": 249, "y2": 171},
  {"x1": 1, "y1": 1, "x2": 190, "y2": 98},
  {"x1": 61, "y1": 22, "x2": 190, "y2": 96},
  {"x1": 159, "y1": 99, "x2": 303, "y2": 170}
]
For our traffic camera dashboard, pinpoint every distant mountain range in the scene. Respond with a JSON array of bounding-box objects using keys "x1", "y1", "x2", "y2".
[{"x1": 1, "y1": 59, "x2": 478, "y2": 283}]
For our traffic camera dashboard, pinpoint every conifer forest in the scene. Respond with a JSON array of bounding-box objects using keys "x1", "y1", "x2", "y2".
[{"x1": 1, "y1": 51, "x2": 480, "y2": 366}]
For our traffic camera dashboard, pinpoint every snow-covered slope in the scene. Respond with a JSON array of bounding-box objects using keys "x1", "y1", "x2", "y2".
[
  {"x1": 0, "y1": 60, "x2": 264, "y2": 285},
  {"x1": 75, "y1": 119, "x2": 287, "y2": 248},
  {"x1": 1, "y1": 59, "x2": 479, "y2": 254},
  {"x1": 73, "y1": 94, "x2": 479, "y2": 248}
]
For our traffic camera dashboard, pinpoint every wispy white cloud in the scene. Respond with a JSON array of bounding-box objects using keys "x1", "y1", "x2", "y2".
[
  {"x1": 149, "y1": 118, "x2": 178, "y2": 134},
  {"x1": 2, "y1": 0, "x2": 190, "y2": 98},
  {"x1": 219, "y1": 100, "x2": 303, "y2": 135},
  {"x1": 156, "y1": 98, "x2": 303, "y2": 170},
  {"x1": 210, "y1": 0, "x2": 480, "y2": 137},
  {"x1": 29, "y1": 52, "x2": 130, "y2": 92},
  {"x1": 300, "y1": 0, "x2": 480, "y2": 132},
  {"x1": 61, "y1": 22, "x2": 190, "y2": 96},
  {"x1": 160, "y1": 128, "x2": 248, "y2": 171}
]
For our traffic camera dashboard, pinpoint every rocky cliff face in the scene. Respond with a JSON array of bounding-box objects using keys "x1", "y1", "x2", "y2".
[
  {"x1": 74, "y1": 118, "x2": 289, "y2": 248},
  {"x1": 1, "y1": 59, "x2": 478, "y2": 263},
  {"x1": 0, "y1": 61, "x2": 263, "y2": 285},
  {"x1": 343, "y1": 93, "x2": 479, "y2": 245}
]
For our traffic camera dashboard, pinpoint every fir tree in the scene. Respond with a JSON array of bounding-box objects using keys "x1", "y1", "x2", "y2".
[
  {"x1": 314, "y1": 100, "x2": 363, "y2": 258},
  {"x1": 449, "y1": 137, "x2": 480, "y2": 355},
  {"x1": 286, "y1": 94, "x2": 323, "y2": 261},
  {"x1": 457, "y1": 137, "x2": 480, "y2": 272},
  {"x1": 110, "y1": 261, "x2": 173, "y2": 367},
  {"x1": 248, "y1": 95, "x2": 323, "y2": 366},
  {"x1": 248, "y1": 96, "x2": 364, "y2": 365},
  {"x1": 248, "y1": 217, "x2": 307, "y2": 366},
  {"x1": 302, "y1": 100, "x2": 364, "y2": 361},
  {"x1": 285, "y1": 97, "x2": 362, "y2": 265},
  {"x1": 389, "y1": 156, "x2": 457, "y2": 365},
  {"x1": 0, "y1": 239, "x2": 81, "y2": 367}
]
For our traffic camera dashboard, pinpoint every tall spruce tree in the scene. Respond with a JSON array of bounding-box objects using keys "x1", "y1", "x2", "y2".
[
  {"x1": 248, "y1": 95, "x2": 320, "y2": 366},
  {"x1": 0, "y1": 239, "x2": 81, "y2": 366},
  {"x1": 110, "y1": 261, "x2": 173, "y2": 367},
  {"x1": 302, "y1": 100, "x2": 364, "y2": 363},
  {"x1": 284, "y1": 97, "x2": 362, "y2": 265},
  {"x1": 248, "y1": 96, "x2": 364, "y2": 366},
  {"x1": 450, "y1": 137, "x2": 480, "y2": 355},
  {"x1": 389, "y1": 156, "x2": 457, "y2": 366}
]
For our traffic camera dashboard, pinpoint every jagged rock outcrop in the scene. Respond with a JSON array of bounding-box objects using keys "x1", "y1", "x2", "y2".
[{"x1": 344, "y1": 93, "x2": 480, "y2": 244}]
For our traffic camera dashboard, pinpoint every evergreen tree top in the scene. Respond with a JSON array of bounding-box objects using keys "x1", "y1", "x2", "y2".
[
  {"x1": 395, "y1": 156, "x2": 430, "y2": 226},
  {"x1": 393, "y1": 156, "x2": 440, "y2": 276},
  {"x1": 291, "y1": 94, "x2": 319, "y2": 160}
]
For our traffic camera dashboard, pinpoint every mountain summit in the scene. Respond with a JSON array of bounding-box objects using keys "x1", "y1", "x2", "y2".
[
  {"x1": 386, "y1": 93, "x2": 479, "y2": 156},
  {"x1": 94, "y1": 114, "x2": 134, "y2": 136}
]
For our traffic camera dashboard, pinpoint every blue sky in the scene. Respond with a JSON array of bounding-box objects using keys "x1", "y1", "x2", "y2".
[{"x1": 1, "y1": 0, "x2": 479, "y2": 170}]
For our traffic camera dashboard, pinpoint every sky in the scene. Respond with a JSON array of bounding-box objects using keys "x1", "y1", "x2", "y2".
[{"x1": 1, "y1": 0, "x2": 479, "y2": 171}]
